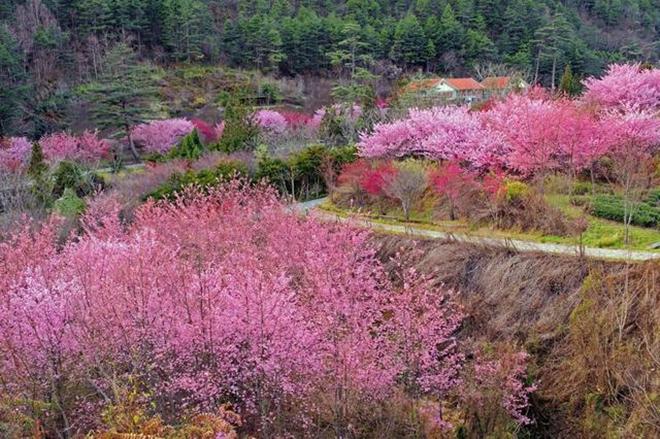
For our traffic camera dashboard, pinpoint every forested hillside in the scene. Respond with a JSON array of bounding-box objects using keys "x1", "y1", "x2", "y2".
[{"x1": 0, "y1": 0, "x2": 658, "y2": 138}]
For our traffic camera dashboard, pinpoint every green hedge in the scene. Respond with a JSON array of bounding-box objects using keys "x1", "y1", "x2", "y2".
[
  {"x1": 590, "y1": 194, "x2": 660, "y2": 227},
  {"x1": 255, "y1": 144, "x2": 356, "y2": 200},
  {"x1": 147, "y1": 160, "x2": 248, "y2": 200}
]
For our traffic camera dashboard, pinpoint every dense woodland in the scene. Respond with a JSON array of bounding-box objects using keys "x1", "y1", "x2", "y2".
[{"x1": 1, "y1": 0, "x2": 658, "y2": 137}]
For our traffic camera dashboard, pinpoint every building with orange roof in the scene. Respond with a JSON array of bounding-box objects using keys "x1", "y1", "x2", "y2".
[
  {"x1": 481, "y1": 76, "x2": 528, "y2": 98},
  {"x1": 400, "y1": 76, "x2": 488, "y2": 105}
]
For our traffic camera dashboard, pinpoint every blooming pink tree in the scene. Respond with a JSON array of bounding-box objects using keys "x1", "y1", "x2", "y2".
[
  {"x1": 0, "y1": 181, "x2": 466, "y2": 437},
  {"x1": 0, "y1": 137, "x2": 32, "y2": 172},
  {"x1": 599, "y1": 107, "x2": 660, "y2": 243},
  {"x1": 39, "y1": 130, "x2": 111, "y2": 163},
  {"x1": 430, "y1": 162, "x2": 480, "y2": 220},
  {"x1": 582, "y1": 63, "x2": 660, "y2": 112},
  {"x1": 361, "y1": 161, "x2": 397, "y2": 196},
  {"x1": 485, "y1": 93, "x2": 563, "y2": 179},
  {"x1": 280, "y1": 111, "x2": 312, "y2": 130},
  {"x1": 191, "y1": 119, "x2": 223, "y2": 144},
  {"x1": 253, "y1": 110, "x2": 287, "y2": 134},
  {"x1": 131, "y1": 118, "x2": 195, "y2": 154},
  {"x1": 358, "y1": 106, "x2": 506, "y2": 170},
  {"x1": 468, "y1": 349, "x2": 537, "y2": 428}
]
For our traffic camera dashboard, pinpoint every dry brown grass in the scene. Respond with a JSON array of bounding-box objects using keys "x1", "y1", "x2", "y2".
[{"x1": 374, "y1": 235, "x2": 659, "y2": 437}]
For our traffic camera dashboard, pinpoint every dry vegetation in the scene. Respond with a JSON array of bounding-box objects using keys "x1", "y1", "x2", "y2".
[{"x1": 376, "y1": 236, "x2": 659, "y2": 437}]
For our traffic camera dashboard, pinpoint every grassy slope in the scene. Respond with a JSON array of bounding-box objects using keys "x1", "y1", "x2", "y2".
[{"x1": 320, "y1": 195, "x2": 660, "y2": 252}]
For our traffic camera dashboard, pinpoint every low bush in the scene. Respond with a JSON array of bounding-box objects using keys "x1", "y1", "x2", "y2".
[
  {"x1": 166, "y1": 130, "x2": 205, "y2": 160},
  {"x1": 504, "y1": 180, "x2": 530, "y2": 202},
  {"x1": 590, "y1": 194, "x2": 659, "y2": 227},
  {"x1": 147, "y1": 160, "x2": 247, "y2": 200},
  {"x1": 256, "y1": 144, "x2": 357, "y2": 200},
  {"x1": 491, "y1": 185, "x2": 572, "y2": 235},
  {"x1": 51, "y1": 160, "x2": 104, "y2": 198},
  {"x1": 53, "y1": 187, "x2": 86, "y2": 218}
]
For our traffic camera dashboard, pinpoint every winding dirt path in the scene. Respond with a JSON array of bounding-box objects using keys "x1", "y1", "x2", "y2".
[{"x1": 293, "y1": 198, "x2": 660, "y2": 262}]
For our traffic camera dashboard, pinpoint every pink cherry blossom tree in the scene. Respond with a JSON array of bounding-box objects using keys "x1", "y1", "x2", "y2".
[
  {"x1": 358, "y1": 106, "x2": 507, "y2": 170},
  {"x1": 582, "y1": 63, "x2": 660, "y2": 112},
  {"x1": 0, "y1": 181, "x2": 467, "y2": 437},
  {"x1": 39, "y1": 130, "x2": 111, "y2": 164},
  {"x1": 485, "y1": 93, "x2": 563, "y2": 180},
  {"x1": 253, "y1": 110, "x2": 288, "y2": 134},
  {"x1": 0, "y1": 137, "x2": 32, "y2": 172},
  {"x1": 131, "y1": 118, "x2": 195, "y2": 154}
]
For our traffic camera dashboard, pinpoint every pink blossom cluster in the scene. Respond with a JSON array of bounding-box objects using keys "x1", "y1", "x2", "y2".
[
  {"x1": 0, "y1": 137, "x2": 32, "y2": 172},
  {"x1": 583, "y1": 63, "x2": 660, "y2": 112},
  {"x1": 253, "y1": 109, "x2": 288, "y2": 134},
  {"x1": 191, "y1": 119, "x2": 225, "y2": 144},
  {"x1": 359, "y1": 106, "x2": 506, "y2": 169},
  {"x1": 280, "y1": 110, "x2": 313, "y2": 129},
  {"x1": 131, "y1": 118, "x2": 195, "y2": 153},
  {"x1": 359, "y1": 79, "x2": 660, "y2": 176},
  {"x1": 40, "y1": 130, "x2": 111, "y2": 163},
  {"x1": 0, "y1": 181, "x2": 465, "y2": 435},
  {"x1": 473, "y1": 351, "x2": 537, "y2": 425}
]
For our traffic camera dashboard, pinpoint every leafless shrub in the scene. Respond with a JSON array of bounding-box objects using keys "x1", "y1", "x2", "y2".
[
  {"x1": 0, "y1": 171, "x2": 47, "y2": 238},
  {"x1": 384, "y1": 160, "x2": 428, "y2": 220}
]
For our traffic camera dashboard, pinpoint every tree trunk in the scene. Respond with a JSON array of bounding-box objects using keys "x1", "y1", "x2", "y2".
[
  {"x1": 533, "y1": 49, "x2": 541, "y2": 84},
  {"x1": 551, "y1": 55, "x2": 557, "y2": 91},
  {"x1": 125, "y1": 124, "x2": 140, "y2": 161}
]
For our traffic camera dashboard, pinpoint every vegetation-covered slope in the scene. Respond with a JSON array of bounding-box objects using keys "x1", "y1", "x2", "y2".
[
  {"x1": 1, "y1": 0, "x2": 658, "y2": 137},
  {"x1": 377, "y1": 235, "x2": 659, "y2": 437}
]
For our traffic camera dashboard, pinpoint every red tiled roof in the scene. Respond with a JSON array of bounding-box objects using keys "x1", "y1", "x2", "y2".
[
  {"x1": 401, "y1": 78, "x2": 442, "y2": 94},
  {"x1": 481, "y1": 76, "x2": 511, "y2": 89},
  {"x1": 443, "y1": 77, "x2": 485, "y2": 91}
]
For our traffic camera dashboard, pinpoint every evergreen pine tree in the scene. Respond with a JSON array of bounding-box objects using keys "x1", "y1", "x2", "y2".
[
  {"x1": 559, "y1": 63, "x2": 581, "y2": 95},
  {"x1": 82, "y1": 43, "x2": 159, "y2": 160},
  {"x1": 27, "y1": 142, "x2": 51, "y2": 206}
]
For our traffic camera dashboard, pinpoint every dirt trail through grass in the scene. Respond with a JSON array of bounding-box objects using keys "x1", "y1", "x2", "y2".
[{"x1": 293, "y1": 198, "x2": 660, "y2": 261}]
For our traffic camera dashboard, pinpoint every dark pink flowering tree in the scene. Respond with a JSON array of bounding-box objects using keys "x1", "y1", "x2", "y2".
[
  {"x1": 361, "y1": 161, "x2": 397, "y2": 197},
  {"x1": 191, "y1": 119, "x2": 224, "y2": 144},
  {"x1": 430, "y1": 162, "x2": 479, "y2": 220}
]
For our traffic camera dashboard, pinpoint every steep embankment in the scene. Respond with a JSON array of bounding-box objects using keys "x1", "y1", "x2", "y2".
[{"x1": 375, "y1": 236, "x2": 659, "y2": 438}]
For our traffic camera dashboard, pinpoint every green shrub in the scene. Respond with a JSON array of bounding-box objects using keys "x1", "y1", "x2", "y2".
[
  {"x1": 215, "y1": 89, "x2": 259, "y2": 153},
  {"x1": 255, "y1": 156, "x2": 290, "y2": 192},
  {"x1": 259, "y1": 83, "x2": 282, "y2": 104},
  {"x1": 504, "y1": 181, "x2": 530, "y2": 202},
  {"x1": 590, "y1": 194, "x2": 660, "y2": 227},
  {"x1": 328, "y1": 145, "x2": 357, "y2": 168},
  {"x1": 572, "y1": 181, "x2": 592, "y2": 196},
  {"x1": 51, "y1": 161, "x2": 104, "y2": 198},
  {"x1": 167, "y1": 130, "x2": 205, "y2": 160},
  {"x1": 53, "y1": 188, "x2": 86, "y2": 217},
  {"x1": 646, "y1": 188, "x2": 660, "y2": 207},
  {"x1": 147, "y1": 160, "x2": 248, "y2": 200}
]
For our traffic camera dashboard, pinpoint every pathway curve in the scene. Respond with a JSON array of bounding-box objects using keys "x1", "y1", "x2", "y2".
[{"x1": 292, "y1": 198, "x2": 660, "y2": 262}]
